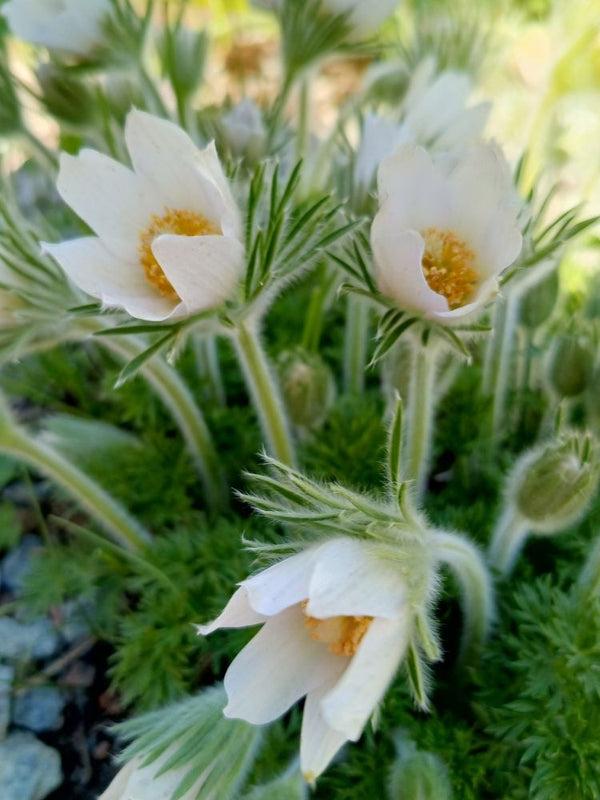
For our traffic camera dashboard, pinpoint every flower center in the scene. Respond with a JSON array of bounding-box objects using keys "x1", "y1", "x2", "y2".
[
  {"x1": 138, "y1": 207, "x2": 221, "y2": 300},
  {"x1": 421, "y1": 227, "x2": 479, "y2": 310},
  {"x1": 302, "y1": 602, "x2": 372, "y2": 657}
]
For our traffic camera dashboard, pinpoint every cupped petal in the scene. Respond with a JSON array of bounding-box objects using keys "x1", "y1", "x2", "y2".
[
  {"x1": 376, "y1": 144, "x2": 451, "y2": 232},
  {"x1": 405, "y1": 72, "x2": 471, "y2": 144},
  {"x1": 371, "y1": 219, "x2": 448, "y2": 315},
  {"x1": 241, "y1": 546, "x2": 323, "y2": 616},
  {"x1": 434, "y1": 102, "x2": 490, "y2": 153},
  {"x1": 305, "y1": 538, "x2": 408, "y2": 619},
  {"x1": 223, "y1": 605, "x2": 341, "y2": 725},
  {"x1": 43, "y1": 237, "x2": 177, "y2": 321},
  {"x1": 56, "y1": 150, "x2": 156, "y2": 261},
  {"x1": 151, "y1": 234, "x2": 244, "y2": 314},
  {"x1": 300, "y1": 666, "x2": 349, "y2": 783},
  {"x1": 195, "y1": 586, "x2": 267, "y2": 636},
  {"x1": 431, "y1": 273, "x2": 499, "y2": 323},
  {"x1": 321, "y1": 613, "x2": 411, "y2": 741},
  {"x1": 125, "y1": 111, "x2": 240, "y2": 237}
]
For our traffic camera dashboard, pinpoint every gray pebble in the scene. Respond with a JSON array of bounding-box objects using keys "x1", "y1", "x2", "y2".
[
  {"x1": 13, "y1": 687, "x2": 65, "y2": 733},
  {"x1": 1, "y1": 536, "x2": 41, "y2": 594},
  {"x1": 0, "y1": 618, "x2": 61, "y2": 662},
  {"x1": 0, "y1": 731, "x2": 62, "y2": 800},
  {"x1": 0, "y1": 664, "x2": 13, "y2": 740}
]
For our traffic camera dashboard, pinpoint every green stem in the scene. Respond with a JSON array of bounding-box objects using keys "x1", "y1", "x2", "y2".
[
  {"x1": 295, "y1": 76, "x2": 310, "y2": 166},
  {"x1": 233, "y1": 321, "x2": 296, "y2": 466},
  {"x1": 404, "y1": 338, "x2": 440, "y2": 502},
  {"x1": 138, "y1": 63, "x2": 170, "y2": 118},
  {"x1": 431, "y1": 530, "x2": 494, "y2": 665},
  {"x1": 99, "y1": 332, "x2": 229, "y2": 511},
  {"x1": 578, "y1": 534, "x2": 600, "y2": 598},
  {"x1": 343, "y1": 296, "x2": 369, "y2": 394},
  {"x1": 193, "y1": 334, "x2": 226, "y2": 407},
  {"x1": 0, "y1": 408, "x2": 149, "y2": 551},
  {"x1": 487, "y1": 504, "x2": 528, "y2": 576}
]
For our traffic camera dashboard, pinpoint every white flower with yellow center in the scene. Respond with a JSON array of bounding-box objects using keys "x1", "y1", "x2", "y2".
[
  {"x1": 44, "y1": 110, "x2": 245, "y2": 321},
  {"x1": 198, "y1": 537, "x2": 417, "y2": 782},
  {"x1": 3, "y1": 0, "x2": 110, "y2": 56},
  {"x1": 371, "y1": 142, "x2": 522, "y2": 322}
]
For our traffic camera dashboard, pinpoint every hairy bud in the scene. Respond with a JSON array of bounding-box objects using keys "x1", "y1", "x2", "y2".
[{"x1": 278, "y1": 348, "x2": 335, "y2": 434}]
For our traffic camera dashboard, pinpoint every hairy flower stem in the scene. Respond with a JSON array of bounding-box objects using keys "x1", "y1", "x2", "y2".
[
  {"x1": 233, "y1": 321, "x2": 296, "y2": 467},
  {"x1": 577, "y1": 535, "x2": 600, "y2": 597},
  {"x1": 405, "y1": 339, "x2": 440, "y2": 502},
  {"x1": 193, "y1": 334, "x2": 226, "y2": 407},
  {"x1": 343, "y1": 296, "x2": 369, "y2": 394},
  {"x1": 487, "y1": 505, "x2": 528, "y2": 576},
  {"x1": 0, "y1": 400, "x2": 149, "y2": 551},
  {"x1": 430, "y1": 531, "x2": 494, "y2": 665},
  {"x1": 483, "y1": 291, "x2": 519, "y2": 442},
  {"x1": 99, "y1": 333, "x2": 229, "y2": 511}
]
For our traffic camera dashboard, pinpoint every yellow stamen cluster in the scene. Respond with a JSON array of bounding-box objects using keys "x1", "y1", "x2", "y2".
[
  {"x1": 302, "y1": 601, "x2": 373, "y2": 657},
  {"x1": 138, "y1": 207, "x2": 221, "y2": 300},
  {"x1": 421, "y1": 227, "x2": 479, "y2": 310}
]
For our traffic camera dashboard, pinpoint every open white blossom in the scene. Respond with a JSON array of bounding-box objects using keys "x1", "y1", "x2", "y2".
[
  {"x1": 3, "y1": 0, "x2": 110, "y2": 56},
  {"x1": 44, "y1": 110, "x2": 245, "y2": 321},
  {"x1": 371, "y1": 142, "x2": 522, "y2": 322},
  {"x1": 355, "y1": 63, "x2": 490, "y2": 198},
  {"x1": 198, "y1": 537, "x2": 419, "y2": 783}
]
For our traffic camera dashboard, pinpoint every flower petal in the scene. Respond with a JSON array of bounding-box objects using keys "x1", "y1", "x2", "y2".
[
  {"x1": 321, "y1": 613, "x2": 411, "y2": 740},
  {"x1": 305, "y1": 538, "x2": 408, "y2": 619},
  {"x1": 241, "y1": 546, "x2": 323, "y2": 616},
  {"x1": 195, "y1": 586, "x2": 267, "y2": 636},
  {"x1": 43, "y1": 237, "x2": 177, "y2": 321},
  {"x1": 223, "y1": 605, "x2": 341, "y2": 725},
  {"x1": 125, "y1": 111, "x2": 240, "y2": 236},
  {"x1": 300, "y1": 666, "x2": 349, "y2": 783},
  {"x1": 151, "y1": 234, "x2": 244, "y2": 314},
  {"x1": 56, "y1": 151, "x2": 156, "y2": 261},
  {"x1": 370, "y1": 221, "x2": 448, "y2": 315}
]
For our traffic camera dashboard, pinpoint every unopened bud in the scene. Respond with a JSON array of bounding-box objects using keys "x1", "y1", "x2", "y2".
[
  {"x1": 512, "y1": 432, "x2": 598, "y2": 534},
  {"x1": 388, "y1": 737, "x2": 452, "y2": 800},
  {"x1": 221, "y1": 99, "x2": 266, "y2": 164},
  {"x1": 278, "y1": 348, "x2": 335, "y2": 434},
  {"x1": 159, "y1": 27, "x2": 207, "y2": 100},
  {"x1": 37, "y1": 64, "x2": 96, "y2": 127},
  {"x1": 519, "y1": 266, "x2": 559, "y2": 330},
  {"x1": 545, "y1": 332, "x2": 593, "y2": 398},
  {"x1": 104, "y1": 76, "x2": 145, "y2": 125}
]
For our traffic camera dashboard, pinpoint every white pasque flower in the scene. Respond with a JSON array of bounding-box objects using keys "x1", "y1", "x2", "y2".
[
  {"x1": 44, "y1": 110, "x2": 245, "y2": 321},
  {"x1": 98, "y1": 749, "x2": 200, "y2": 800},
  {"x1": 355, "y1": 63, "x2": 490, "y2": 198},
  {"x1": 198, "y1": 537, "x2": 415, "y2": 782},
  {"x1": 371, "y1": 142, "x2": 522, "y2": 322},
  {"x1": 3, "y1": 0, "x2": 110, "y2": 56}
]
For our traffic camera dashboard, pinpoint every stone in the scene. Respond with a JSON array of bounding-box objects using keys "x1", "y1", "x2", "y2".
[
  {"x1": 0, "y1": 664, "x2": 13, "y2": 739},
  {"x1": 13, "y1": 687, "x2": 65, "y2": 732},
  {"x1": 0, "y1": 618, "x2": 60, "y2": 662},
  {"x1": 0, "y1": 731, "x2": 62, "y2": 800},
  {"x1": 1, "y1": 536, "x2": 41, "y2": 594}
]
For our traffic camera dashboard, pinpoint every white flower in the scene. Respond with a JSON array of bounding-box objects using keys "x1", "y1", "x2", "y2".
[
  {"x1": 371, "y1": 142, "x2": 522, "y2": 322},
  {"x1": 198, "y1": 537, "x2": 414, "y2": 782},
  {"x1": 323, "y1": 0, "x2": 401, "y2": 34},
  {"x1": 3, "y1": 0, "x2": 110, "y2": 56},
  {"x1": 44, "y1": 110, "x2": 245, "y2": 321},
  {"x1": 222, "y1": 99, "x2": 266, "y2": 162},
  {"x1": 98, "y1": 749, "x2": 201, "y2": 800}
]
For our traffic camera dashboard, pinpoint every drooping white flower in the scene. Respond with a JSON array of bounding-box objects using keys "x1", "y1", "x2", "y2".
[
  {"x1": 371, "y1": 142, "x2": 522, "y2": 322},
  {"x1": 3, "y1": 0, "x2": 110, "y2": 56},
  {"x1": 44, "y1": 110, "x2": 245, "y2": 321},
  {"x1": 355, "y1": 62, "x2": 490, "y2": 198},
  {"x1": 198, "y1": 537, "x2": 418, "y2": 782}
]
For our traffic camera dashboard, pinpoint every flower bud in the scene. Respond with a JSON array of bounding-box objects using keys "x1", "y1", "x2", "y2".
[
  {"x1": 37, "y1": 64, "x2": 97, "y2": 127},
  {"x1": 387, "y1": 738, "x2": 452, "y2": 800},
  {"x1": 221, "y1": 99, "x2": 266, "y2": 164},
  {"x1": 158, "y1": 27, "x2": 207, "y2": 101},
  {"x1": 512, "y1": 432, "x2": 598, "y2": 534},
  {"x1": 103, "y1": 76, "x2": 145, "y2": 125},
  {"x1": 545, "y1": 332, "x2": 593, "y2": 398},
  {"x1": 519, "y1": 265, "x2": 559, "y2": 330},
  {"x1": 277, "y1": 348, "x2": 335, "y2": 434}
]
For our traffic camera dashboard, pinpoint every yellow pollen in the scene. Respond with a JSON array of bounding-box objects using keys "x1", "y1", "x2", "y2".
[
  {"x1": 302, "y1": 601, "x2": 372, "y2": 657},
  {"x1": 421, "y1": 227, "x2": 479, "y2": 310},
  {"x1": 138, "y1": 207, "x2": 221, "y2": 300}
]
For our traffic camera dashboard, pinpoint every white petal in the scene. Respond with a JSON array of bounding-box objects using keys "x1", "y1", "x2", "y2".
[
  {"x1": 151, "y1": 234, "x2": 244, "y2": 313},
  {"x1": 43, "y1": 237, "x2": 177, "y2": 321},
  {"x1": 195, "y1": 586, "x2": 267, "y2": 636},
  {"x1": 306, "y1": 538, "x2": 408, "y2": 619},
  {"x1": 300, "y1": 666, "x2": 349, "y2": 783},
  {"x1": 431, "y1": 273, "x2": 499, "y2": 323},
  {"x1": 434, "y1": 103, "x2": 490, "y2": 153},
  {"x1": 223, "y1": 605, "x2": 341, "y2": 725},
  {"x1": 125, "y1": 111, "x2": 240, "y2": 237},
  {"x1": 242, "y1": 546, "x2": 322, "y2": 615},
  {"x1": 56, "y1": 151, "x2": 156, "y2": 261},
  {"x1": 376, "y1": 144, "x2": 451, "y2": 231},
  {"x1": 405, "y1": 72, "x2": 471, "y2": 144},
  {"x1": 97, "y1": 758, "x2": 138, "y2": 800},
  {"x1": 371, "y1": 221, "x2": 448, "y2": 315},
  {"x1": 321, "y1": 613, "x2": 411, "y2": 740}
]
